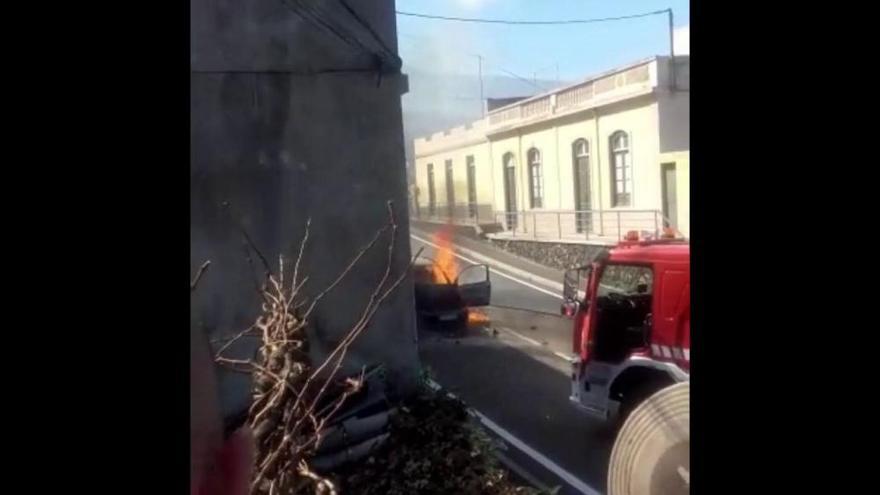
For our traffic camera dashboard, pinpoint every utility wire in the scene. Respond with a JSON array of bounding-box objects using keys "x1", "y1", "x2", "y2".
[
  {"x1": 395, "y1": 8, "x2": 668, "y2": 25},
  {"x1": 338, "y1": 0, "x2": 400, "y2": 65},
  {"x1": 497, "y1": 67, "x2": 546, "y2": 92},
  {"x1": 475, "y1": 56, "x2": 547, "y2": 92},
  {"x1": 280, "y1": 0, "x2": 401, "y2": 72}
]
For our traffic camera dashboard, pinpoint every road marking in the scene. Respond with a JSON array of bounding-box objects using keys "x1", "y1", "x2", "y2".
[
  {"x1": 410, "y1": 233, "x2": 563, "y2": 300},
  {"x1": 426, "y1": 379, "x2": 601, "y2": 495},
  {"x1": 497, "y1": 326, "x2": 544, "y2": 347},
  {"x1": 553, "y1": 351, "x2": 578, "y2": 363},
  {"x1": 490, "y1": 326, "x2": 577, "y2": 364}
]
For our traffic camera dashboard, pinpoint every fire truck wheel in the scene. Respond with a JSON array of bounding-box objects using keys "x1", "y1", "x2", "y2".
[{"x1": 608, "y1": 381, "x2": 689, "y2": 495}]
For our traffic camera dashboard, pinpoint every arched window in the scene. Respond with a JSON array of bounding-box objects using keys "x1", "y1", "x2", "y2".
[
  {"x1": 574, "y1": 138, "x2": 589, "y2": 158},
  {"x1": 527, "y1": 148, "x2": 543, "y2": 208},
  {"x1": 427, "y1": 163, "x2": 436, "y2": 216},
  {"x1": 572, "y1": 139, "x2": 591, "y2": 232},
  {"x1": 610, "y1": 131, "x2": 632, "y2": 207},
  {"x1": 502, "y1": 153, "x2": 517, "y2": 229}
]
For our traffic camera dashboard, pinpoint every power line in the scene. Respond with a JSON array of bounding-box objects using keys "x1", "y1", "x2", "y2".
[
  {"x1": 280, "y1": 0, "x2": 402, "y2": 72},
  {"x1": 395, "y1": 8, "x2": 668, "y2": 25},
  {"x1": 497, "y1": 67, "x2": 547, "y2": 92},
  {"x1": 476, "y1": 56, "x2": 547, "y2": 92}
]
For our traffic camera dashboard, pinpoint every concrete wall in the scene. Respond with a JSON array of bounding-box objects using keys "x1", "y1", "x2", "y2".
[{"x1": 191, "y1": 0, "x2": 419, "y2": 392}]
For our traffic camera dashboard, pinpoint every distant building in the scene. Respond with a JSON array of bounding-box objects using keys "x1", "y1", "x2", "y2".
[{"x1": 412, "y1": 55, "x2": 690, "y2": 239}]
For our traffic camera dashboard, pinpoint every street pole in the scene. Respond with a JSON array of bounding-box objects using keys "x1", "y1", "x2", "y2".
[
  {"x1": 667, "y1": 8, "x2": 676, "y2": 92},
  {"x1": 477, "y1": 55, "x2": 484, "y2": 117}
]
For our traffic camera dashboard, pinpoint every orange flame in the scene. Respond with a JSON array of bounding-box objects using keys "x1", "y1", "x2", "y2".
[
  {"x1": 431, "y1": 227, "x2": 459, "y2": 284},
  {"x1": 467, "y1": 308, "x2": 490, "y2": 327}
]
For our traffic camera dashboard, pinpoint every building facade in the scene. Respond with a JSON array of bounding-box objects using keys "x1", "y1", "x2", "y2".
[{"x1": 413, "y1": 56, "x2": 690, "y2": 239}]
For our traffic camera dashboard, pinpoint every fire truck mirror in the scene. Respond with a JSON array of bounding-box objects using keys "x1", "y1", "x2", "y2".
[
  {"x1": 560, "y1": 300, "x2": 579, "y2": 318},
  {"x1": 563, "y1": 265, "x2": 591, "y2": 306}
]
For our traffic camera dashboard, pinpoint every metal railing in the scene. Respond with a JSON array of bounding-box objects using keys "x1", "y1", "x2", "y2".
[
  {"x1": 491, "y1": 209, "x2": 677, "y2": 241},
  {"x1": 410, "y1": 202, "x2": 495, "y2": 225},
  {"x1": 409, "y1": 203, "x2": 682, "y2": 242}
]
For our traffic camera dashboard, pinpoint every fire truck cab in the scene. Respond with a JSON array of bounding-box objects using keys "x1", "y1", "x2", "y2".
[{"x1": 562, "y1": 231, "x2": 689, "y2": 423}]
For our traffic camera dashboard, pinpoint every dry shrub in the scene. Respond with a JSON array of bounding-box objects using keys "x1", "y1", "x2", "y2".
[{"x1": 214, "y1": 202, "x2": 422, "y2": 494}]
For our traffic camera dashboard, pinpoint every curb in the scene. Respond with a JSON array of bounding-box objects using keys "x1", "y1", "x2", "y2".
[
  {"x1": 410, "y1": 230, "x2": 564, "y2": 293},
  {"x1": 426, "y1": 379, "x2": 599, "y2": 495}
]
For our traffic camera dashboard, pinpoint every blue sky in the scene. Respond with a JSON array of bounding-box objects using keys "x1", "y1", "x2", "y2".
[{"x1": 396, "y1": 0, "x2": 690, "y2": 84}]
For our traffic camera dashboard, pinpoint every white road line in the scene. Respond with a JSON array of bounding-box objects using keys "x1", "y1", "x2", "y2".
[
  {"x1": 500, "y1": 327, "x2": 578, "y2": 363},
  {"x1": 483, "y1": 325, "x2": 576, "y2": 365},
  {"x1": 410, "y1": 234, "x2": 563, "y2": 300},
  {"x1": 553, "y1": 351, "x2": 578, "y2": 363},
  {"x1": 497, "y1": 326, "x2": 544, "y2": 347},
  {"x1": 426, "y1": 379, "x2": 601, "y2": 495}
]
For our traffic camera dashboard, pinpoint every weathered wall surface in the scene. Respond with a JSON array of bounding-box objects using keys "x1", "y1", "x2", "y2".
[
  {"x1": 191, "y1": 0, "x2": 419, "y2": 392},
  {"x1": 487, "y1": 238, "x2": 609, "y2": 272}
]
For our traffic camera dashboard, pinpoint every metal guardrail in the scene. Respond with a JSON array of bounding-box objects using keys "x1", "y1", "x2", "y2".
[
  {"x1": 410, "y1": 202, "x2": 494, "y2": 225},
  {"x1": 492, "y1": 209, "x2": 679, "y2": 241},
  {"x1": 409, "y1": 204, "x2": 681, "y2": 241}
]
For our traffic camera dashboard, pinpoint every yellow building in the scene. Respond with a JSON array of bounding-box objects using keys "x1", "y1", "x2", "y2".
[{"x1": 413, "y1": 55, "x2": 689, "y2": 239}]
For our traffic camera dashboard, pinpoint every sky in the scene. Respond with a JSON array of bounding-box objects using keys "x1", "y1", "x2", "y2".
[
  {"x1": 395, "y1": 1, "x2": 690, "y2": 168},
  {"x1": 396, "y1": 0, "x2": 690, "y2": 84}
]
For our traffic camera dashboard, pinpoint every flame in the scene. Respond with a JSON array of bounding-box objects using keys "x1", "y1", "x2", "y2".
[
  {"x1": 431, "y1": 227, "x2": 459, "y2": 284},
  {"x1": 467, "y1": 308, "x2": 490, "y2": 327}
]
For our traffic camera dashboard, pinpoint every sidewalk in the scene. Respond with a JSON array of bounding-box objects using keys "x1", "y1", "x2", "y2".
[{"x1": 409, "y1": 222, "x2": 565, "y2": 291}]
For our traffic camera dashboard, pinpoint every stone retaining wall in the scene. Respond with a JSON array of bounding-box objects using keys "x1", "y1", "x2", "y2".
[{"x1": 488, "y1": 238, "x2": 609, "y2": 271}]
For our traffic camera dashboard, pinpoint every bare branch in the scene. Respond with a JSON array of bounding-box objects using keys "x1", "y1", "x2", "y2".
[
  {"x1": 190, "y1": 260, "x2": 211, "y2": 291},
  {"x1": 214, "y1": 203, "x2": 418, "y2": 494},
  {"x1": 240, "y1": 224, "x2": 273, "y2": 278},
  {"x1": 213, "y1": 325, "x2": 257, "y2": 358},
  {"x1": 293, "y1": 218, "x2": 311, "y2": 291},
  {"x1": 303, "y1": 222, "x2": 391, "y2": 321}
]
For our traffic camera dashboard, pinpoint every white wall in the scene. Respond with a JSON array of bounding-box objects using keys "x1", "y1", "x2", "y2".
[{"x1": 658, "y1": 91, "x2": 690, "y2": 153}]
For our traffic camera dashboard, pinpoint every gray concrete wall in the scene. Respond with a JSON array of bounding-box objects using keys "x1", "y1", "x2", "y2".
[{"x1": 191, "y1": 0, "x2": 419, "y2": 393}]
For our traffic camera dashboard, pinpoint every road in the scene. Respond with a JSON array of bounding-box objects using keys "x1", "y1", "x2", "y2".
[{"x1": 410, "y1": 235, "x2": 614, "y2": 495}]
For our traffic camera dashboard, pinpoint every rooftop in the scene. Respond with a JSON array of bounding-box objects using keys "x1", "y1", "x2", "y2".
[{"x1": 414, "y1": 55, "x2": 689, "y2": 153}]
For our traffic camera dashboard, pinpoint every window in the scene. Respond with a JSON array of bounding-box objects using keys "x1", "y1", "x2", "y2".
[
  {"x1": 599, "y1": 264, "x2": 653, "y2": 295},
  {"x1": 572, "y1": 139, "x2": 591, "y2": 233},
  {"x1": 466, "y1": 156, "x2": 477, "y2": 219},
  {"x1": 502, "y1": 153, "x2": 517, "y2": 229},
  {"x1": 445, "y1": 159, "x2": 454, "y2": 218},
  {"x1": 527, "y1": 148, "x2": 543, "y2": 208},
  {"x1": 427, "y1": 163, "x2": 435, "y2": 216},
  {"x1": 610, "y1": 131, "x2": 632, "y2": 207},
  {"x1": 574, "y1": 138, "x2": 588, "y2": 157}
]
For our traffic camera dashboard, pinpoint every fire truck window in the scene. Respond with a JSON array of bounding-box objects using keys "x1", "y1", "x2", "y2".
[{"x1": 599, "y1": 265, "x2": 653, "y2": 295}]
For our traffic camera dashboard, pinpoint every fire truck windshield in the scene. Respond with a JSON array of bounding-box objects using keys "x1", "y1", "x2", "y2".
[{"x1": 599, "y1": 265, "x2": 654, "y2": 296}]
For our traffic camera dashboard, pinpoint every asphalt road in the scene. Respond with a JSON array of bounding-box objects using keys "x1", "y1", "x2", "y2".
[{"x1": 410, "y1": 235, "x2": 614, "y2": 495}]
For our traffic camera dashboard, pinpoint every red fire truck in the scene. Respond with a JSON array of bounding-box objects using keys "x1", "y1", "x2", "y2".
[{"x1": 561, "y1": 230, "x2": 689, "y2": 495}]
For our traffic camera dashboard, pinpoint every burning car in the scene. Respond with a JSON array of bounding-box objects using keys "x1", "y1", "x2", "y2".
[{"x1": 412, "y1": 230, "x2": 491, "y2": 330}]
